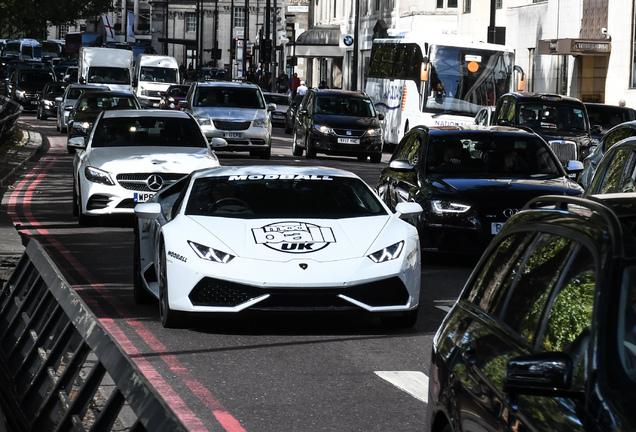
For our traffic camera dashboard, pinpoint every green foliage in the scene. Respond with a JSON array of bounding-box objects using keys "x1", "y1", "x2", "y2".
[{"x1": 0, "y1": 0, "x2": 113, "y2": 39}]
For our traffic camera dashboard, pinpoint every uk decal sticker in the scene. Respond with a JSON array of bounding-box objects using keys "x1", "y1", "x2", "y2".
[{"x1": 252, "y1": 222, "x2": 336, "y2": 253}]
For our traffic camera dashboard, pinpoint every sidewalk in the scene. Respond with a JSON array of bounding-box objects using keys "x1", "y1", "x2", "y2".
[{"x1": 0, "y1": 124, "x2": 43, "y2": 282}]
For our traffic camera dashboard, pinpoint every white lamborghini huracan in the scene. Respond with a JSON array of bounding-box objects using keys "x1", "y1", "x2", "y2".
[{"x1": 133, "y1": 165, "x2": 422, "y2": 328}]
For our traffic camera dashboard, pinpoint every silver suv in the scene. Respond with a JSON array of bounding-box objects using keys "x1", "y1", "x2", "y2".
[{"x1": 181, "y1": 81, "x2": 274, "y2": 159}]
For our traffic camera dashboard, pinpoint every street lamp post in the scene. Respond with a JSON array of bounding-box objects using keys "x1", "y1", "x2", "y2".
[{"x1": 351, "y1": 0, "x2": 360, "y2": 90}]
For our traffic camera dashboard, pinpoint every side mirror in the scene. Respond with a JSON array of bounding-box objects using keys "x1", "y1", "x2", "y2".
[
  {"x1": 420, "y1": 62, "x2": 430, "y2": 82},
  {"x1": 178, "y1": 100, "x2": 189, "y2": 108},
  {"x1": 503, "y1": 352, "x2": 580, "y2": 398},
  {"x1": 564, "y1": 160, "x2": 584, "y2": 173},
  {"x1": 388, "y1": 159, "x2": 416, "y2": 172},
  {"x1": 268, "y1": 103, "x2": 276, "y2": 112},
  {"x1": 591, "y1": 124, "x2": 603, "y2": 135},
  {"x1": 209, "y1": 137, "x2": 228, "y2": 148},
  {"x1": 134, "y1": 203, "x2": 162, "y2": 220},
  {"x1": 395, "y1": 202, "x2": 422, "y2": 219},
  {"x1": 515, "y1": 65, "x2": 526, "y2": 91},
  {"x1": 378, "y1": 113, "x2": 385, "y2": 121},
  {"x1": 67, "y1": 137, "x2": 86, "y2": 150}
]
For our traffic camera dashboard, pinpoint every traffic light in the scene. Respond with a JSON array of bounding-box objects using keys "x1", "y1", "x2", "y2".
[
  {"x1": 261, "y1": 39, "x2": 272, "y2": 63},
  {"x1": 286, "y1": 23, "x2": 295, "y2": 45}
]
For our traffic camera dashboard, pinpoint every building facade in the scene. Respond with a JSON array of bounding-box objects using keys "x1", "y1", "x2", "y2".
[{"x1": 47, "y1": 0, "x2": 636, "y2": 107}]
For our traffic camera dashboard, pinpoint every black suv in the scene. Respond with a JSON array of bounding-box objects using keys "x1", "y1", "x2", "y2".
[
  {"x1": 292, "y1": 88, "x2": 384, "y2": 163},
  {"x1": 7, "y1": 67, "x2": 56, "y2": 111},
  {"x1": 492, "y1": 92, "x2": 601, "y2": 163},
  {"x1": 426, "y1": 194, "x2": 636, "y2": 432}
]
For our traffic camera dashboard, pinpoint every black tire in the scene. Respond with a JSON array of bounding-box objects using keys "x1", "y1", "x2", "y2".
[
  {"x1": 370, "y1": 153, "x2": 382, "y2": 163},
  {"x1": 77, "y1": 186, "x2": 94, "y2": 226},
  {"x1": 292, "y1": 129, "x2": 303, "y2": 156},
  {"x1": 305, "y1": 136, "x2": 316, "y2": 159},
  {"x1": 133, "y1": 222, "x2": 155, "y2": 305},
  {"x1": 380, "y1": 308, "x2": 418, "y2": 328},
  {"x1": 36, "y1": 106, "x2": 41, "y2": 120},
  {"x1": 260, "y1": 147, "x2": 271, "y2": 159},
  {"x1": 159, "y1": 242, "x2": 184, "y2": 328},
  {"x1": 72, "y1": 184, "x2": 78, "y2": 216},
  {"x1": 284, "y1": 122, "x2": 292, "y2": 134}
]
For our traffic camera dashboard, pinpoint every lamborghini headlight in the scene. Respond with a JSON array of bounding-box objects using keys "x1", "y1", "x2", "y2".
[
  {"x1": 188, "y1": 241, "x2": 235, "y2": 263},
  {"x1": 368, "y1": 241, "x2": 404, "y2": 263}
]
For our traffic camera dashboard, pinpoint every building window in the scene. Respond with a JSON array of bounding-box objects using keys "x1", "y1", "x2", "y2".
[
  {"x1": 185, "y1": 13, "x2": 197, "y2": 33},
  {"x1": 59, "y1": 24, "x2": 69, "y2": 39},
  {"x1": 234, "y1": 7, "x2": 245, "y2": 28},
  {"x1": 496, "y1": 0, "x2": 502, "y2": 8},
  {"x1": 464, "y1": 0, "x2": 471, "y2": 12},
  {"x1": 437, "y1": 0, "x2": 458, "y2": 8}
]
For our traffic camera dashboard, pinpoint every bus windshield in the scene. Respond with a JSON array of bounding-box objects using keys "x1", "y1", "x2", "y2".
[{"x1": 426, "y1": 45, "x2": 513, "y2": 117}]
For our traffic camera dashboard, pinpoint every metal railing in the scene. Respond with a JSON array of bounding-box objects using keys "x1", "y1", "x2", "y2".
[
  {"x1": 0, "y1": 95, "x2": 22, "y2": 144},
  {"x1": 0, "y1": 239, "x2": 189, "y2": 432}
]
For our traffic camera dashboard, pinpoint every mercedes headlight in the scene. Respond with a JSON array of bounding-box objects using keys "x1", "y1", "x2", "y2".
[
  {"x1": 188, "y1": 241, "x2": 235, "y2": 263},
  {"x1": 84, "y1": 166, "x2": 115, "y2": 185},
  {"x1": 368, "y1": 241, "x2": 404, "y2": 263}
]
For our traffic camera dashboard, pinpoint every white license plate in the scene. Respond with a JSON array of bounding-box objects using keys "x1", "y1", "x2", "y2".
[
  {"x1": 223, "y1": 132, "x2": 243, "y2": 138},
  {"x1": 134, "y1": 192, "x2": 155, "y2": 203},
  {"x1": 491, "y1": 222, "x2": 505, "y2": 234},
  {"x1": 31, "y1": 101, "x2": 38, "y2": 105},
  {"x1": 337, "y1": 138, "x2": 360, "y2": 144}
]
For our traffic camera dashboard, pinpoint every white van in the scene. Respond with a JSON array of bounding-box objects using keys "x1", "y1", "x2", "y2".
[
  {"x1": 133, "y1": 54, "x2": 180, "y2": 108},
  {"x1": 78, "y1": 47, "x2": 134, "y2": 93}
]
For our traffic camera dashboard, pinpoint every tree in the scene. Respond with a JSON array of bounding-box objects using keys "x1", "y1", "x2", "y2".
[{"x1": 0, "y1": 0, "x2": 113, "y2": 39}]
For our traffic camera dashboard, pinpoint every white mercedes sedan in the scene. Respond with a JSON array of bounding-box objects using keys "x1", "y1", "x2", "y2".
[
  {"x1": 133, "y1": 165, "x2": 423, "y2": 328},
  {"x1": 69, "y1": 109, "x2": 226, "y2": 225}
]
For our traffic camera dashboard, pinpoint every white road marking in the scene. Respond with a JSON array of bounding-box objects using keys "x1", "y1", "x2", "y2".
[
  {"x1": 375, "y1": 371, "x2": 429, "y2": 403},
  {"x1": 436, "y1": 305, "x2": 452, "y2": 312}
]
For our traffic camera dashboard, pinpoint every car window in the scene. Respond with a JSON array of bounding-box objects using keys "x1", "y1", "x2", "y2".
[
  {"x1": 593, "y1": 147, "x2": 636, "y2": 194},
  {"x1": 537, "y1": 244, "x2": 595, "y2": 352},
  {"x1": 185, "y1": 175, "x2": 387, "y2": 219},
  {"x1": 265, "y1": 94, "x2": 290, "y2": 105},
  {"x1": 620, "y1": 265, "x2": 636, "y2": 382},
  {"x1": 602, "y1": 126, "x2": 636, "y2": 153},
  {"x1": 92, "y1": 117, "x2": 207, "y2": 148},
  {"x1": 195, "y1": 87, "x2": 264, "y2": 109},
  {"x1": 465, "y1": 232, "x2": 536, "y2": 315},
  {"x1": 391, "y1": 131, "x2": 422, "y2": 166},
  {"x1": 424, "y1": 133, "x2": 561, "y2": 177},
  {"x1": 519, "y1": 103, "x2": 588, "y2": 131},
  {"x1": 499, "y1": 234, "x2": 577, "y2": 345}
]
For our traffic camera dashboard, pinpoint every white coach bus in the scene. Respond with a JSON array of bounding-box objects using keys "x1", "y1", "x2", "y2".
[{"x1": 365, "y1": 32, "x2": 526, "y2": 148}]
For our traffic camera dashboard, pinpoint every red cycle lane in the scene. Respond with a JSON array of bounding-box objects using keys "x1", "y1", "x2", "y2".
[{"x1": 6, "y1": 126, "x2": 247, "y2": 432}]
